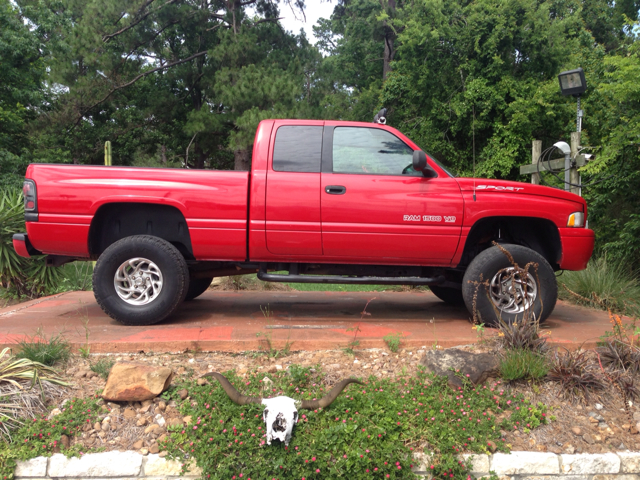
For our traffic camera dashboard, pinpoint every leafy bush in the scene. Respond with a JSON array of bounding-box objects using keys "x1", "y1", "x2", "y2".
[
  {"x1": 559, "y1": 257, "x2": 640, "y2": 316},
  {"x1": 499, "y1": 349, "x2": 549, "y2": 382},
  {"x1": 383, "y1": 333, "x2": 402, "y2": 353},
  {"x1": 90, "y1": 358, "x2": 115, "y2": 380},
  {"x1": 161, "y1": 367, "x2": 548, "y2": 479},
  {"x1": 16, "y1": 332, "x2": 71, "y2": 366}
]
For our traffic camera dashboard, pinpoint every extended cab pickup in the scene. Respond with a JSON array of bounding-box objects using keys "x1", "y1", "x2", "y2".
[{"x1": 13, "y1": 119, "x2": 595, "y2": 326}]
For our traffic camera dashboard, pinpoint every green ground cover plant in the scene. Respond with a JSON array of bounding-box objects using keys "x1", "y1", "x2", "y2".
[
  {"x1": 16, "y1": 332, "x2": 71, "y2": 367},
  {"x1": 383, "y1": 333, "x2": 403, "y2": 353},
  {"x1": 499, "y1": 349, "x2": 549, "y2": 382},
  {"x1": 0, "y1": 396, "x2": 103, "y2": 479},
  {"x1": 159, "y1": 367, "x2": 548, "y2": 479}
]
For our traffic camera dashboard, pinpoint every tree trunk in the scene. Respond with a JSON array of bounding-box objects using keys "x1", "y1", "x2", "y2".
[
  {"x1": 382, "y1": 0, "x2": 396, "y2": 82},
  {"x1": 234, "y1": 148, "x2": 251, "y2": 171},
  {"x1": 161, "y1": 145, "x2": 167, "y2": 166}
]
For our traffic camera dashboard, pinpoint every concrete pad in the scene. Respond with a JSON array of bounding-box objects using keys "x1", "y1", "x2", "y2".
[{"x1": 0, "y1": 290, "x2": 619, "y2": 353}]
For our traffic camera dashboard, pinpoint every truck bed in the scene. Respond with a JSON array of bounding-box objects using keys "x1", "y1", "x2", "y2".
[{"x1": 25, "y1": 164, "x2": 250, "y2": 261}]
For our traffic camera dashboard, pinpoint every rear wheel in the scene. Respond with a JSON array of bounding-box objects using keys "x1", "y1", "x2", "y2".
[
  {"x1": 185, "y1": 276, "x2": 214, "y2": 301},
  {"x1": 93, "y1": 235, "x2": 189, "y2": 325},
  {"x1": 461, "y1": 244, "x2": 557, "y2": 326},
  {"x1": 429, "y1": 285, "x2": 464, "y2": 306}
]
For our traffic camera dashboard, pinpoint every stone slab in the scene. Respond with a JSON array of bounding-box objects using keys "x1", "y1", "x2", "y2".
[
  {"x1": 560, "y1": 453, "x2": 620, "y2": 475},
  {"x1": 491, "y1": 451, "x2": 559, "y2": 475},
  {"x1": 48, "y1": 452, "x2": 142, "y2": 477}
]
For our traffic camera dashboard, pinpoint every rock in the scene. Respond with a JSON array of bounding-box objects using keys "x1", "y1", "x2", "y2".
[
  {"x1": 155, "y1": 414, "x2": 166, "y2": 427},
  {"x1": 588, "y1": 412, "x2": 605, "y2": 421},
  {"x1": 144, "y1": 424, "x2": 164, "y2": 435},
  {"x1": 267, "y1": 366, "x2": 277, "y2": 373},
  {"x1": 86, "y1": 371, "x2": 98, "y2": 379},
  {"x1": 15, "y1": 457, "x2": 48, "y2": 477},
  {"x1": 197, "y1": 377, "x2": 208, "y2": 386},
  {"x1": 75, "y1": 370, "x2": 88, "y2": 378},
  {"x1": 142, "y1": 399, "x2": 154, "y2": 407},
  {"x1": 595, "y1": 403, "x2": 604, "y2": 410},
  {"x1": 48, "y1": 451, "x2": 142, "y2": 477},
  {"x1": 583, "y1": 433, "x2": 594, "y2": 444},
  {"x1": 48, "y1": 408, "x2": 62, "y2": 420},
  {"x1": 487, "y1": 441, "x2": 498, "y2": 453},
  {"x1": 140, "y1": 448, "x2": 149, "y2": 455},
  {"x1": 564, "y1": 444, "x2": 575, "y2": 454},
  {"x1": 167, "y1": 417, "x2": 184, "y2": 428},
  {"x1": 560, "y1": 453, "x2": 620, "y2": 474},
  {"x1": 178, "y1": 389, "x2": 188, "y2": 400},
  {"x1": 183, "y1": 415, "x2": 193, "y2": 425},
  {"x1": 571, "y1": 427, "x2": 582, "y2": 436},
  {"x1": 123, "y1": 407, "x2": 137, "y2": 418},
  {"x1": 633, "y1": 411, "x2": 640, "y2": 422},
  {"x1": 275, "y1": 364, "x2": 283, "y2": 370},
  {"x1": 418, "y1": 349, "x2": 499, "y2": 389},
  {"x1": 149, "y1": 443, "x2": 160, "y2": 454},
  {"x1": 93, "y1": 422, "x2": 101, "y2": 430},
  {"x1": 133, "y1": 439, "x2": 144, "y2": 449},
  {"x1": 157, "y1": 401, "x2": 166, "y2": 411},
  {"x1": 101, "y1": 363, "x2": 173, "y2": 402},
  {"x1": 491, "y1": 452, "x2": 559, "y2": 475},
  {"x1": 619, "y1": 452, "x2": 640, "y2": 473},
  {"x1": 137, "y1": 417, "x2": 147, "y2": 427}
]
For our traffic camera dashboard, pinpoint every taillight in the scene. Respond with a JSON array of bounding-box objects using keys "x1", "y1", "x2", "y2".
[{"x1": 23, "y1": 180, "x2": 37, "y2": 212}]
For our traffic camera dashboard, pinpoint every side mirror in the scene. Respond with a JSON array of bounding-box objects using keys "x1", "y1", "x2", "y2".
[{"x1": 413, "y1": 150, "x2": 437, "y2": 178}]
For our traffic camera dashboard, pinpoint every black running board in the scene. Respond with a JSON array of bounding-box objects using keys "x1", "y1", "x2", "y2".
[{"x1": 257, "y1": 270, "x2": 447, "y2": 286}]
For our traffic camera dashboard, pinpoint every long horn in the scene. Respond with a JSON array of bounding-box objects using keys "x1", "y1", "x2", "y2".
[
  {"x1": 202, "y1": 372, "x2": 262, "y2": 406},
  {"x1": 299, "y1": 378, "x2": 364, "y2": 410}
]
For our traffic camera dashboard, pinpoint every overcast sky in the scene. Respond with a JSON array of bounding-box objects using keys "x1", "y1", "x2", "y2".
[{"x1": 278, "y1": 1, "x2": 335, "y2": 42}]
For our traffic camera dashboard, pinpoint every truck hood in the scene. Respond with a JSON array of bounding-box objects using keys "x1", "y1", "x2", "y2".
[{"x1": 455, "y1": 178, "x2": 587, "y2": 209}]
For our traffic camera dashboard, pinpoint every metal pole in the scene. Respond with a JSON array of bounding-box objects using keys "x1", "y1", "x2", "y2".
[
  {"x1": 570, "y1": 132, "x2": 581, "y2": 196},
  {"x1": 576, "y1": 95, "x2": 583, "y2": 133}
]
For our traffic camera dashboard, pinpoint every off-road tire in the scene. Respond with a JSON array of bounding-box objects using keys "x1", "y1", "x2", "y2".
[
  {"x1": 185, "y1": 276, "x2": 214, "y2": 301},
  {"x1": 429, "y1": 285, "x2": 464, "y2": 306},
  {"x1": 461, "y1": 244, "x2": 557, "y2": 326},
  {"x1": 93, "y1": 235, "x2": 189, "y2": 326}
]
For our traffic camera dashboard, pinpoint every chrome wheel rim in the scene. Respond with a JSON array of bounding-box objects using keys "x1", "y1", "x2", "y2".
[
  {"x1": 489, "y1": 267, "x2": 537, "y2": 314},
  {"x1": 114, "y1": 257, "x2": 163, "y2": 306}
]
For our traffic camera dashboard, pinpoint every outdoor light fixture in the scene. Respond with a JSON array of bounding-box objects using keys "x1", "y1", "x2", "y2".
[
  {"x1": 558, "y1": 68, "x2": 587, "y2": 97},
  {"x1": 558, "y1": 67, "x2": 587, "y2": 132}
]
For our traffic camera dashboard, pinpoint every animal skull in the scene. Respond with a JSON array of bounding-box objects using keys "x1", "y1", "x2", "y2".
[
  {"x1": 202, "y1": 372, "x2": 363, "y2": 446},
  {"x1": 262, "y1": 396, "x2": 299, "y2": 445}
]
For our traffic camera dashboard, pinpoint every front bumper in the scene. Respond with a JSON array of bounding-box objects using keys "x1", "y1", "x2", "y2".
[
  {"x1": 13, "y1": 234, "x2": 42, "y2": 258},
  {"x1": 558, "y1": 228, "x2": 595, "y2": 271}
]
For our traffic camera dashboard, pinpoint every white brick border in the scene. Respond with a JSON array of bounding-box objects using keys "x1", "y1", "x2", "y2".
[{"x1": 14, "y1": 451, "x2": 640, "y2": 479}]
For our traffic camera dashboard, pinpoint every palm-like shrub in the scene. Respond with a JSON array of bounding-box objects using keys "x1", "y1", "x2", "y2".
[{"x1": 0, "y1": 188, "x2": 63, "y2": 298}]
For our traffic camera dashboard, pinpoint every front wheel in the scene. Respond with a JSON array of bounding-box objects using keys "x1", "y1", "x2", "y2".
[
  {"x1": 461, "y1": 244, "x2": 557, "y2": 326},
  {"x1": 93, "y1": 235, "x2": 189, "y2": 325}
]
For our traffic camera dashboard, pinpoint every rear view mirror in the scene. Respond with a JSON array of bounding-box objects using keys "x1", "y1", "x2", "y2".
[{"x1": 413, "y1": 150, "x2": 437, "y2": 178}]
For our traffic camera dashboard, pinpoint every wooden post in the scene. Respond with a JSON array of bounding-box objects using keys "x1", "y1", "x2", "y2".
[
  {"x1": 104, "y1": 141, "x2": 112, "y2": 166},
  {"x1": 570, "y1": 132, "x2": 580, "y2": 195},
  {"x1": 531, "y1": 140, "x2": 542, "y2": 185}
]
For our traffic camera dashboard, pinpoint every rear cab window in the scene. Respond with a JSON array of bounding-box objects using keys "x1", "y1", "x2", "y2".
[{"x1": 272, "y1": 126, "x2": 323, "y2": 173}]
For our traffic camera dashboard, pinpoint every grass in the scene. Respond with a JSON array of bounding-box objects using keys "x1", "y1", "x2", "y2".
[
  {"x1": 159, "y1": 367, "x2": 547, "y2": 479},
  {"x1": 499, "y1": 348, "x2": 549, "y2": 382},
  {"x1": 383, "y1": 332, "x2": 402, "y2": 353},
  {"x1": 559, "y1": 257, "x2": 640, "y2": 317},
  {"x1": 90, "y1": 358, "x2": 115, "y2": 380},
  {"x1": 15, "y1": 331, "x2": 71, "y2": 367}
]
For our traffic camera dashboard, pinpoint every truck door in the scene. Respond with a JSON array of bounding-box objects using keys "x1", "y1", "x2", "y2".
[
  {"x1": 265, "y1": 123, "x2": 324, "y2": 256},
  {"x1": 320, "y1": 125, "x2": 463, "y2": 264}
]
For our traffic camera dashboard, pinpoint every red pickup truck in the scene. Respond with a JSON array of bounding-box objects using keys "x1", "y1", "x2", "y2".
[{"x1": 13, "y1": 119, "x2": 594, "y2": 326}]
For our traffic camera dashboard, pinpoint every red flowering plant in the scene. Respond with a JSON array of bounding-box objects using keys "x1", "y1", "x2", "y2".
[
  {"x1": 0, "y1": 396, "x2": 103, "y2": 479},
  {"x1": 161, "y1": 366, "x2": 548, "y2": 480}
]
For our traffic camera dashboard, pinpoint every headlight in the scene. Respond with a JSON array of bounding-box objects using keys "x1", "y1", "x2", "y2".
[{"x1": 567, "y1": 212, "x2": 585, "y2": 227}]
